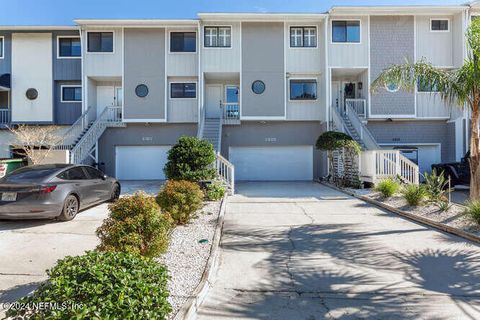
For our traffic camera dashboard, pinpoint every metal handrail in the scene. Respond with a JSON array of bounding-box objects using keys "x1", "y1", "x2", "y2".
[
  {"x1": 61, "y1": 106, "x2": 94, "y2": 148},
  {"x1": 215, "y1": 153, "x2": 235, "y2": 194},
  {"x1": 345, "y1": 103, "x2": 379, "y2": 150},
  {"x1": 345, "y1": 98, "x2": 366, "y2": 118},
  {"x1": 0, "y1": 109, "x2": 10, "y2": 124}
]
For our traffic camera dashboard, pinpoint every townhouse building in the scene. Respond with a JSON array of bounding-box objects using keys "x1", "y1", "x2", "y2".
[{"x1": 0, "y1": 4, "x2": 476, "y2": 183}]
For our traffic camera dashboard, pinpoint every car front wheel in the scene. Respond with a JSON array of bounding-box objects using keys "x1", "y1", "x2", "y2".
[
  {"x1": 58, "y1": 195, "x2": 79, "y2": 221},
  {"x1": 110, "y1": 184, "x2": 121, "y2": 202}
]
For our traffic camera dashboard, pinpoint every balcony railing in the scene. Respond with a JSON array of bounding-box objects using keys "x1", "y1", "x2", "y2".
[
  {"x1": 221, "y1": 102, "x2": 240, "y2": 125},
  {"x1": 345, "y1": 99, "x2": 366, "y2": 118},
  {"x1": 0, "y1": 109, "x2": 10, "y2": 124}
]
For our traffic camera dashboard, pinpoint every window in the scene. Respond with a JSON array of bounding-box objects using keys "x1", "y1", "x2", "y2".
[
  {"x1": 290, "y1": 80, "x2": 317, "y2": 100},
  {"x1": 135, "y1": 84, "x2": 149, "y2": 98},
  {"x1": 87, "y1": 32, "x2": 113, "y2": 53},
  {"x1": 61, "y1": 86, "x2": 82, "y2": 102},
  {"x1": 58, "y1": 167, "x2": 88, "y2": 180},
  {"x1": 170, "y1": 83, "x2": 196, "y2": 98},
  {"x1": 251, "y1": 80, "x2": 265, "y2": 94},
  {"x1": 84, "y1": 166, "x2": 105, "y2": 180},
  {"x1": 385, "y1": 82, "x2": 399, "y2": 93},
  {"x1": 58, "y1": 37, "x2": 81, "y2": 58},
  {"x1": 204, "y1": 27, "x2": 231, "y2": 47},
  {"x1": 417, "y1": 81, "x2": 439, "y2": 92},
  {"x1": 0, "y1": 37, "x2": 3, "y2": 58},
  {"x1": 431, "y1": 19, "x2": 449, "y2": 32},
  {"x1": 332, "y1": 21, "x2": 361, "y2": 43},
  {"x1": 170, "y1": 32, "x2": 196, "y2": 52},
  {"x1": 290, "y1": 27, "x2": 317, "y2": 48}
]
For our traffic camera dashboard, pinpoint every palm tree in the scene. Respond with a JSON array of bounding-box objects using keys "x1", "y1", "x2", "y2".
[{"x1": 371, "y1": 18, "x2": 480, "y2": 200}]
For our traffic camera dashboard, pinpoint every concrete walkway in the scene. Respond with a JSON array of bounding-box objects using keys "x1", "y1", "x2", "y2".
[{"x1": 197, "y1": 182, "x2": 480, "y2": 320}]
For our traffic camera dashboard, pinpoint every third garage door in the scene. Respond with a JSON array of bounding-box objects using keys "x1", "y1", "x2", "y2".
[
  {"x1": 116, "y1": 146, "x2": 171, "y2": 180},
  {"x1": 229, "y1": 146, "x2": 313, "y2": 181}
]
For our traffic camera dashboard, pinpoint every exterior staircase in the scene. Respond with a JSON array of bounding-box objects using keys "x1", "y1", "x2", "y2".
[
  {"x1": 342, "y1": 114, "x2": 367, "y2": 150},
  {"x1": 200, "y1": 118, "x2": 222, "y2": 152}
]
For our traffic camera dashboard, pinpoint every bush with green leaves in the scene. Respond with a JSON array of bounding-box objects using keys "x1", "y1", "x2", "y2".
[
  {"x1": 164, "y1": 136, "x2": 216, "y2": 182},
  {"x1": 437, "y1": 200, "x2": 452, "y2": 212},
  {"x1": 6, "y1": 251, "x2": 171, "y2": 320},
  {"x1": 465, "y1": 200, "x2": 480, "y2": 224},
  {"x1": 205, "y1": 181, "x2": 226, "y2": 201},
  {"x1": 374, "y1": 178, "x2": 400, "y2": 198},
  {"x1": 96, "y1": 192, "x2": 173, "y2": 257},
  {"x1": 402, "y1": 184, "x2": 428, "y2": 207},
  {"x1": 424, "y1": 169, "x2": 451, "y2": 202},
  {"x1": 156, "y1": 180, "x2": 204, "y2": 225}
]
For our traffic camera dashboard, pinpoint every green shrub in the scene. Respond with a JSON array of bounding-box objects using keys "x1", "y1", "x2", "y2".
[
  {"x1": 156, "y1": 180, "x2": 204, "y2": 225},
  {"x1": 164, "y1": 136, "x2": 216, "y2": 182},
  {"x1": 465, "y1": 200, "x2": 480, "y2": 224},
  {"x1": 437, "y1": 200, "x2": 452, "y2": 212},
  {"x1": 374, "y1": 178, "x2": 400, "y2": 198},
  {"x1": 424, "y1": 169, "x2": 451, "y2": 202},
  {"x1": 96, "y1": 192, "x2": 173, "y2": 257},
  {"x1": 6, "y1": 251, "x2": 171, "y2": 320},
  {"x1": 402, "y1": 184, "x2": 428, "y2": 207},
  {"x1": 205, "y1": 181, "x2": 226, "y2": 201}
]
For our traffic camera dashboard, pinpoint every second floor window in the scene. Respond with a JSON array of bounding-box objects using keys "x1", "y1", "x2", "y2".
[
  {"x1": 171, "y1": 83, "x2": 196, "y2": 99},
  {"x1": 431, "y1": 19, "x2": 449, "y2": 32},
  {"x1": 204, "y1": 27, "x2": 231, "y2": 47},
  {"x1": 170, "y1": 32, "x2": 196, "y2": 53},
  {"x1": 58, "y1": 37, "x2": 81, "y2": 57},
  {"x1": 290, "y1": 80, "x2": 317, "y2": 100},
  {"x1": 87, "y1": 32, "x2": 113, "y2": 53},
  {"x1": 332, "y1": 21, "x2": 360, "y2": 43},
  {"x1": 290, "y1": 27, "x2": 317, "y2": 47},
  {"x1": 61, "y1": 86, "x2": 82, "y2": 102}
]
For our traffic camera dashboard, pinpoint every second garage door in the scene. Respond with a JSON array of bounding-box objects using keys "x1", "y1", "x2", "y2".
[
  {"x1": 115, "y1": 146, "x2": 171, "y2": 180},
  {"x1": 229, "y1": 146, "x2": 313, "y2": 181}
]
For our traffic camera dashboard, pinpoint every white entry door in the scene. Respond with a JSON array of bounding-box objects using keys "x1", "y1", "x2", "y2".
[
  {"x1": 206, "y1": 85, "x2": 222, "y2": 118},
  {"x1": 229, "y1": 146, "x2": 314, "y2": 181},
  {"x1": 97, "y1": 86, "x2": 115, "y2": 117},
  {"x1": 115, "y1": 146, "x2": 171, "y2": 180}
]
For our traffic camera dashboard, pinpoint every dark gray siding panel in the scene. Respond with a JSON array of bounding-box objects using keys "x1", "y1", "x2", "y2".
[
  {"x1": 53, "y1": 30, "x2": 81, "y2": 81},
  {"x1": 241, "y1": 22, "x2": 285, "y2": 118},
  {"x1": 124, "y1": 28, "x2": 166, "y2": 120},
  {"x1": 54, "y1": 81, "x2": 82, "y2": 125},
  {"x1": 0, "y1": 32, "x2": 12, "y2": 75},
  {"x1": 367, "y1": 120, "x2": 452, "y2": 162},
  {"x1": 370, "y1": 16, "x2": 415, "y2": 116},
  {"x1": 221, "y1": 121, "x2": 327, "y2": 178},
  {"x1": 98, "y1": 123, "x2": 196, "y2": 176}
]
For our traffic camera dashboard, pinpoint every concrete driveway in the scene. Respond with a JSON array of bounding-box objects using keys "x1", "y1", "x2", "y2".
[
  {"x1": 0, "y1": 180, "x2": 164, "y2": 316},
  {"x1": 197, "y1": 182, "x2": 480, "y2": 320}
]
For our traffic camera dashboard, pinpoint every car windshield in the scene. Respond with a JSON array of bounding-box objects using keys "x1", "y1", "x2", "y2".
[{"x1": 1, "y1": 167, "x2": 59, "y2": 183}]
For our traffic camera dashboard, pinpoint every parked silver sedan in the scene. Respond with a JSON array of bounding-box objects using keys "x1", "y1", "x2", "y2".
[{"x1": 0, "y1": 164, "x2": 120, "y2": 221}]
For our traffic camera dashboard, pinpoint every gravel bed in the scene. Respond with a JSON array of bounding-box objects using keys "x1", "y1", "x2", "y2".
[
  {"x1": 157, "y1": 200, "x2": 221, "y2": 319},
  {"x1": 364, "y1": 190, "x2": 480, "y2": 237}
]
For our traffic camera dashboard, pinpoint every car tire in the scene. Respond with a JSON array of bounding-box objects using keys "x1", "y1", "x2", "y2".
[
  {"x1": 109, "y1": 183, "x2": 121, "y2": 202},
  {"x1": 58, "y1": 195, "x2": 79, "y2": 221}
]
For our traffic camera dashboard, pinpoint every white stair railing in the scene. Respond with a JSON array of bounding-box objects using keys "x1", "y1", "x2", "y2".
[
  {"x1": 215, "y1": 153, "x2": 235, "y2": 194},
  {"x1": 59, "y1": 106, "x2": 96, "y2": 149},
  {"x1": 197, "y1": 105, "x2": 205, "y2": 138},
  {"x1": 359, "y1": 150, "x2": 419, "y2": 185},
  {"x1": 345, "y1": 99, "x2": 366, "y2": 118},
  {"x1": 345, "y1": 103, "x2": 379, "y2": 150},
  {"x1": 0, "y1": 109, "x2": 10, "y2": 124},
  {"x1": 221, "y1": 102, "x2": 240, "y2": 125}
]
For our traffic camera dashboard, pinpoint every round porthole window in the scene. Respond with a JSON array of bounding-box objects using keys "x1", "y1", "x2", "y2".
[
  {"x1": 385, "y1": 82, "x2": 399, "y2": 93},
  {"x1": 135, "y1": 84, "x2": 149, "y2": 98},
  {"x1": 26, "y1": 88, "x2": 38, "y2": 100},
  {"x1": 251, "y1": 80, "x2": 266, "y2": 95}
]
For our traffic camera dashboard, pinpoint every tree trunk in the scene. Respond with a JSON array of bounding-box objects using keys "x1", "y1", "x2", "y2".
[{"x1": 470, "y1": 103, "x2": 480, "y2": 200}]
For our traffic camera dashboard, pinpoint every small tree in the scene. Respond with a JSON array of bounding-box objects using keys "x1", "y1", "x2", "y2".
[
  {"x1": 164, "y1": 136, "x2": 216, "y2": 182},
  {"x1": 316, "y1": 131, "x2": 361, "y2": 186},
  {"x1": 9, "y1": 125, "x2": 64, "y2": 165}
]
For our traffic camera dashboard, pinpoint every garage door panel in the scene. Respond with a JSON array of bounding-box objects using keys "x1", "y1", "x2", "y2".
[
  {"x1": 229, "y1": 146, "x2": 313, "y2": 181},
  {"x1": 116, "y1": 146, "x2": 170, "y2": 180}
]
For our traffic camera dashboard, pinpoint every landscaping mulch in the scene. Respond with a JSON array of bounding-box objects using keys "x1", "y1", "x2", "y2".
[{"x1": 158, "y1": 201, "x2": 221, "y2": 319}]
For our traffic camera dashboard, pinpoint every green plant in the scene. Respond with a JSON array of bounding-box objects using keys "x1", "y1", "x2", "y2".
[
  {"x1": 374, "y1": 178, "x2": 400, "y2": 198},
  {"x1": 96, "y1": 192, "x2": 173, "y2": 257},
  {"x1": 164, "y1": 136, "x2": 216, "y2": 182},
  {"x1": 465, "y1": 200, "x2": 480, "y2": 224},
  {"x1": 6, "y1": 251, "x2": 171, "y2": 320},
  {"x1": 156, "y1": 180, "x2": 204, "y2": 225},
  {"x1": 205, "y1": 181, "x2": 226, "y2": 201},
  {"x1": 437, "y1": 200, "x2": 452, "y2": 212},
  {"x1": 424, "y1": 169, "x2": 451, "y2": 202},
  {"x1": 402, "y1": 184, "x2": 428, "y2": 207}
]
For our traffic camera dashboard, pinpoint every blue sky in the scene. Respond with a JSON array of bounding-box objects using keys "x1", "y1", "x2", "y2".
[{"x1": 0, "y1": 0, "x2": 466, "y2": 25}]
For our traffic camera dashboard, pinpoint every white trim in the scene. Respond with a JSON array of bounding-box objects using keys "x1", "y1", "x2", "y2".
[
  {"x1": 430, "y1": 18, "x2": 450, "y2": 32},
  {"x1": 368, "y1": 114, "x2": 417, "y2": 119},
  {"x1": 378, "y1": 142, "x2": 442, "y2": 158},
  {"x1": 240, "y1": 116, "x2": 286, "y2": 120},
  {"x1": 283, "y1": 21, "x2": 287, "y2": 119},
  {"x1": 330, "y1": 19, "x2": 362, "y2": 45},
  {"x1": 287, "y1": 78, "x2": 319, "y2": 102},
  {"x1": 85, "y1": 30, "x2": 115, "y2": 54},
  {"x1": 239, "y1": 21, "x2": 243, "y2": 119},
  {"x1": 167, "y1": 29, "x2": 198, "y2": 54},
  {"x1": 121, "y1": 27, "x2": 125, "y2": 122},
  {"x1": 122, "y1": 118, "x2": 167, "y2": 123},
  {"x1": 287, "y1": 25, "x2": 319, "y2": 49},
  {"x1": 414, "y1": 15, "x2": 417, "y2": 117},
  {"x1": 169, "y1": 81, "x2": 198, "y2": 100},
  {"x1": 203, "y1": 25, "x2": 232, "y2": 49},
  {"x1": 0, "y1": 36, "x2": 4, "y2": 59},
  {"x1": 367, "y1": 14, "x2": 371, "y2": 118},
  {"x1": 56, "y1": 35, "x2": 81, "y2": 59},
  {"x1": 324, "y1": 19, "x2": 330, "y2": 128},
  {"x1": 164, "y1": 28, "x2": 168, "y2": 121},
  {"x1": 60, "y1": 85, "x2": 82, "y2": 103}
]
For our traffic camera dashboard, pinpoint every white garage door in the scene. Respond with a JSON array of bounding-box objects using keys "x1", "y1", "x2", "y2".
[
  {"x1": 229, "y1": 146, "x2": 313, "y2": 181},
  {"x1": 115, "y1": 146, "x2": 171, "y2": 180}
]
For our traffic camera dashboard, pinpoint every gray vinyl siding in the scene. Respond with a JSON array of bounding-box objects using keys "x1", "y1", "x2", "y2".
[
  {"x1": 0, "y1": 32, "x2": 11, "y2": 75},
  {"x1": 241, "y1": 22, "x2": 285, "y2": 118},
  {"x1": 367, "y1": 120, "x2": 453, "y2": 162},
  {"x1": 98, "y1": 123, "x2": 197, "y2": 177},
  {"x1": 124, "y1": 28, "x2": 166, "y2": 120},
  {"x1": 370, "y1": 16, "x2": 415, "y2": 116},
  {"x1": 221, "y1": 121, "x2": 327, "y2": 178},
  {"x1": 54, "y1": 81, "x2": 82, "y2": 125},
  {"x1": 53, "y1": 31, "x2": 81, "y2": 81}
]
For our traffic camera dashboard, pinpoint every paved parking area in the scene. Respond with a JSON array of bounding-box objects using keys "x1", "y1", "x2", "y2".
[
  {"x1": 197, "y1": 182, "x2": 480, "y2": 320},
  {"x1": 0, "y1": 180, "x2": 164, "y2": 316}
]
